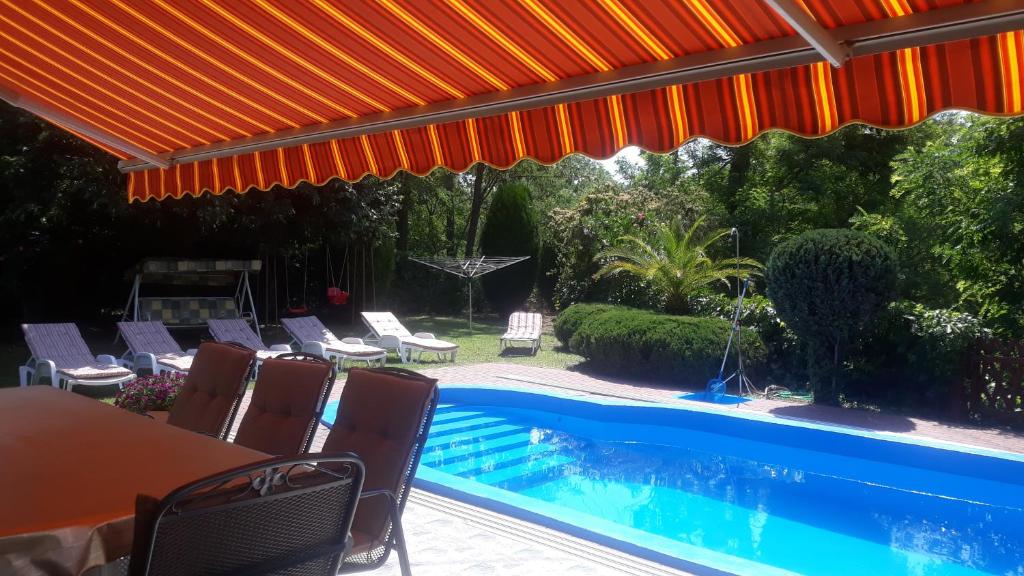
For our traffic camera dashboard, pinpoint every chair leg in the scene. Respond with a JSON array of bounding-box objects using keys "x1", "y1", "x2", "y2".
[
  {"x1": 18, "y1": 366, "x2": 32, "y2": 387},
  {"x1": 392, "y1": 516, "x2": 413, "y2": 576}
]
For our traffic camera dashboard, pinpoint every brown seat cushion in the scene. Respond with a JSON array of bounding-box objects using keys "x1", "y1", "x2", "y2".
[
  {"x1": 166, "y1": 342, "x2": 256, "y2": 437},
  {"x1": 233, "y1": 357, "x2": 333, "y2": 455},
  {"x1": 322, "y1": 368, "x2": 437, "y2": 545}
]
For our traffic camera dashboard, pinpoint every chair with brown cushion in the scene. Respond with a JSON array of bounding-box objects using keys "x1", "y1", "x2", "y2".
[
  {"x1": 233, "y1": 353, "x2": 337, "y2": 455},
  {"x1": 164, "y1": 341, "x2": 256, "y2": 439},
  {"x1": 127, "y1": 453, "x2": 364, "y2": 576},
  {"x1": 321, "y1": 367, "x2": 439, "y2": 576}
]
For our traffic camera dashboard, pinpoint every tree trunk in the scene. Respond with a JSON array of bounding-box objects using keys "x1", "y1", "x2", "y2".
[
  {"x1": 724, "y1": 144, "x2": 753, "y2": 218},
  {"x1": 443, "y1": 171, "x2": 457, "y2": 256},
  {"x1": 464, "y1": 163, "x2": 487, "y2": 258},
  {"x1": 395, "y1": 175, "x2": 412, "y2": 254}
]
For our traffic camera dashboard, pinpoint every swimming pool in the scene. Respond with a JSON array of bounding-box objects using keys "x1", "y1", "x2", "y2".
[{"x1": 403, "y1": 387, "x2": 1024, "y2": 576}]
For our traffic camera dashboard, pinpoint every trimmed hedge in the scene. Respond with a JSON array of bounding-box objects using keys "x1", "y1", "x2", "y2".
[
  {"x1": 553, "y1": 303, "x2": 629, "y2": 346},
  {"x1": 568, "y1": 308, "x2": 765, "y2": 385}
]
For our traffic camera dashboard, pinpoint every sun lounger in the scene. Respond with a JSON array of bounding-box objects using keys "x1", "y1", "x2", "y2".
[
  {"x1": 500, "y1": 312, "x2": 543, "y2": 354},
  {"x1": 207, "y1": 318, "x2": 291, "y2": 363},
  {"x1": 361, "y1": 312, "x2": 458, "y2": 363},
  {"x1": 117, "y1": 320, "x2": 196, "y2": 374},
  {"x1": 19, "y1": 323, "x2": 135, "y2": 392},
  {"x1": 281, "y1": 315, "x2": 387, "y2": 368}
]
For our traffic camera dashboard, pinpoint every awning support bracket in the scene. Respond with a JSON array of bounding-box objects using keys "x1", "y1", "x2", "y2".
[{"x1": 763, "y1": 0, "x2": 851, "y2": 67}]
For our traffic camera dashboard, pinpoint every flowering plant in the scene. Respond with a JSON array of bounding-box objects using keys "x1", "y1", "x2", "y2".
[{"x1": 114, "y1": 373, "x2": 186, "y2": 414}]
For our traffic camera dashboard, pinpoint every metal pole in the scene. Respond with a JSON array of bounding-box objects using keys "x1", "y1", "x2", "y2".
[{"x1": 468, "y1": 278, "x2": 473, "y2": 332}]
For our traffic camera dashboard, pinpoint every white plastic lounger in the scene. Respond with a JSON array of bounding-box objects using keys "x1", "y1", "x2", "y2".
[
  {"x1": 20, "y1": 323, "x2": 135, "y2": 392},
  {"x1": 280, "y1": 316, "x2": 387, "y2": 368},
  {"x1": 361, "y1": 312, "x2": 458, "y2": 363},
  {"x1": 500, "y1": 312, "x2": 543, "y2": 354},
  {"x1": 117, "y1": 321, "x2": 196, "y2": 374},
  {"x1": 207, "y1": 319, "x2": 291, "y2": 362}
]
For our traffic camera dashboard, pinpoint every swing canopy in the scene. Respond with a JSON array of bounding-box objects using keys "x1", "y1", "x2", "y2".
[{"x1": 0, "y1": 1, "x2": 1021, "y2": 202}]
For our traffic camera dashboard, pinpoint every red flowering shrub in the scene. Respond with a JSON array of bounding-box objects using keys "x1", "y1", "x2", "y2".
[{"x1": 114, "y1": 373, "x2": 185, "y2": 414}]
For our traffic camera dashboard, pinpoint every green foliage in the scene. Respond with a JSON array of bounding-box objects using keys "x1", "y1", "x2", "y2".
[
  {"x1": 479, "y1": 182, "x2": 540, "y2": 315},
  {"x1": 767, "y1": 229, "x2": 898, "y2": 402},
  {"x1": 568, "y1": 308, "x2": 765, "y2": 385},
  {"x1": 845, "y1": 301, "x2": 987, "y2": 412},
  {"x1": 594, "y1": 217, "x2": 762, "y2": 314},
  {"x1": 553, "y1": 303, "x2": 629, "y2": 346}
]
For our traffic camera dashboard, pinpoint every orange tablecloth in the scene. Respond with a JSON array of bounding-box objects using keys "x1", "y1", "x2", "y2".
[{"x1": 0, "y1": 386, "x2": 267, "y2": 576}]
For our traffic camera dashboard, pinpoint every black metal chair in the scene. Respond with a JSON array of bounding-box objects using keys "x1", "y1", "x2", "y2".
[
  {"x1": 126, "y1": 453, "x2": 364, "y2": 576},
  {"x1": 322, "y1": 367, "x2": 439, "y2": 576}
]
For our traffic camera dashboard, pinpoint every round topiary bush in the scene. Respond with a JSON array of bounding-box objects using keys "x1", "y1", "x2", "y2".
[
  {"x1": 568, "y1": 308, "x2": 765, "y2": 385},
  {"x1": 480, "y1": 182, "x2": 540, "y2": 316},
  {"x1": 553, "y1": 303, "x2": 630, "y2": 346},
  {"x1": 766, "y1": 228, "x2": 898, "y2": 403}
]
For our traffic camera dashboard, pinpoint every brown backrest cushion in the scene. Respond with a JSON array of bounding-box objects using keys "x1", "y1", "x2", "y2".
[
  {"x1": 322, "y1": 368, "x2": 437, "y2": 544},
  {"x1": 233, "y1": 357, "x2": 333, "y2": 455},
  {"x1": 166, "y1": 342, "x2": 255, "y2": 437}
]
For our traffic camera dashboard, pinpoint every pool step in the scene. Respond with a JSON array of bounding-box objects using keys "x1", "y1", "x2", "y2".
[
  {"x1": 421, "y1": 432, "x2": 536, "y2": 465},
  {"x1": 429, "y1": 416, "x2": 508, "y2": 434},
  {"x1": 438, "y1": 443, "x2": 558, "y2": 475},
  {"x1": 426, "y1": 423, "x2": 525, "y2": 448},
  {"x1": 470, "y1": 454, "x2": 574, "y2": 486},
  {"x1": 430, "y1": 410, "x2": 486, "y2": 424}
]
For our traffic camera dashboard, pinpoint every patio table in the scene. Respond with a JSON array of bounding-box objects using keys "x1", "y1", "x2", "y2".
[{"x1": 0, "y1": 386, "x2": 268, "y2": 576}]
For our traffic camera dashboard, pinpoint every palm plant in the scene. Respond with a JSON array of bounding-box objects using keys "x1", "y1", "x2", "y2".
[{"x1": 594, "y1": 217, "x2": 763, "y2": 314}]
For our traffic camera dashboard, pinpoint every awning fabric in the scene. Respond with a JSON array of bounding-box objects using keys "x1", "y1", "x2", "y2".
[{"x1": 0, "y1": 1, "x2": 1021, "y2": 202}]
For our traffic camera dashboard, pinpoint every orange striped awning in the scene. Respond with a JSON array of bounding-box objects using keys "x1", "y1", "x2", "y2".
[{"x1": 0, "y1": 1, "x2": 1021, "y2": 202}]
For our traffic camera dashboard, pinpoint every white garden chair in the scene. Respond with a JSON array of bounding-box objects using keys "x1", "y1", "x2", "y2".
[
  {"x1": 500, "y1": 312, "x2": 543, "y2": 354},
  {"x1": 20, "y1": 323, "x2": 135, "y2": 392},
  {"x1": 280, "y1": 316, "x2": 387, "y2": 368},
  {"x1": 117, "y1": 321, "x2": 195, "y2": 374},
  {"x1": 361, "y1": 312, "x2": 458, "y2": 363}
]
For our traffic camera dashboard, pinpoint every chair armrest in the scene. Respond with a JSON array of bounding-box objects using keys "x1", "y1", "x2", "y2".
[
  {"x1": 96, "y1": 354, "x2": 118, "y2": 365},
  {"x1": 412, "y1": 332, "x2": 436, "y2": 340},
  {"x1": 301, "y1": 341, "x2": 328, "y2": 357},
  {"x1": 33, "y1": 359, "x2": 58, "y2": 387},
  {"x1": 131, "y1": 352, "x2": 159, "y2": 375},
  {"x1": 379, "y1": 335, "x2": 403, "y2": 351},
  {"x1": 269, "y1": 344, "x2": 293, "y2": 352}
]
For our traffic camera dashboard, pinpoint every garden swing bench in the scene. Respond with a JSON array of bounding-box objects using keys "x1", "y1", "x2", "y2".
[{"x1": 120, "y1": 258, "x2": 261, "y2": 339}]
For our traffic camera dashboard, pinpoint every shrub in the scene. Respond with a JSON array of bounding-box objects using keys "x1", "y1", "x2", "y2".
[
  {"x1": 553, "y1": 303, "x2": 629, "y2": 346},
  {"x1": 114, "y1": 373, "x2": 186, "y2": 414},
  {"x1": 568, "y1": 308, "x2": 765, "y2": 385},
  {"x1": 692, "y1": 292, "x2": 801, "y2": 386},
  {"x1": 767, "y1": 229, "x2": 898, "y2": 403},
  {"x1": 480, "y1": 182, "x2": 540, "y2": 315}
]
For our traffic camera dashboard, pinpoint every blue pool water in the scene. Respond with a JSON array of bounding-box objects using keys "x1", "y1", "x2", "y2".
[{"x1": 400, "y1": 388, "x2": 1024, "y2": 576}]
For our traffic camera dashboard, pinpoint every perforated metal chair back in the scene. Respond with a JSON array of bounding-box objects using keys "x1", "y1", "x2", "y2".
[
  {"x1": 322, "y1": 367, "x2": 438, "y2": 576},
  {"x1": 127, "y1": 454, "x2": 364, "y2": 576},
  {"x1": 233, "y1": 353, "x2": 337, "y2": 455}
]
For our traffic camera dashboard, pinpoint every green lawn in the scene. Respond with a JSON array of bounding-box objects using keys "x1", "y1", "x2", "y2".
[{"x1": 0, "y1": 315, "x2": 582, "y2": 393}]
